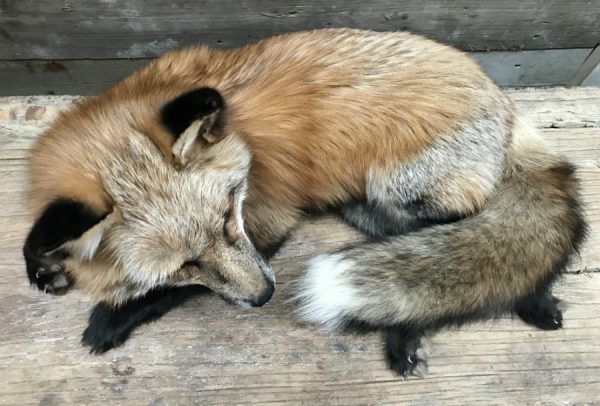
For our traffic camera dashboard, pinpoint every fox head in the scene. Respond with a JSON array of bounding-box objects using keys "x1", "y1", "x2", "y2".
[{"x1": 24, "y1": 88, "x2": 275, "y2": 307}]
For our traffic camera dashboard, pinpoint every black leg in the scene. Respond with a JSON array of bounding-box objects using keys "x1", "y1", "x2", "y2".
[
  {"x1": 339, "y1": 200, "x2": 426, "y2": 238},
  {"x1": 339, "y1": 199, "x2": 463, "y2": 239},
  {"x1": 385, "y1": 325, "x2": 428, "y2": 377},
  {"x1": 24, "y1": 199, "x2": 107, "y2": 294},
  {"x1": 515, "y1": 288, "x2": 563, "y2": 330},
  {"x1": 257, "y1": 236, "x2": 289, "y2": 261},
  {"x1": 82, "y1": 285, "x2": 207, "y2": 353}
]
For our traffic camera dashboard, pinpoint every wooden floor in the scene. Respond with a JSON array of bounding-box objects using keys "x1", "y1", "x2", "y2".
[{"x1": 0, "y1": 87, "x2": 599, "y2": 405}]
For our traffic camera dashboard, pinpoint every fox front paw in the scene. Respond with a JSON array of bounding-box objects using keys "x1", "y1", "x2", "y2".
[{"x1": 25, "y1": 251, "x2": 72, "y2": 295}]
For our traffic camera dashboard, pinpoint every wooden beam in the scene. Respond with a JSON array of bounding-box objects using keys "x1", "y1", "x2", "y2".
[
  {"x1": 471, "y1": 48, "x2": 591, "y2": 87},
  {"x1": 1, "y1": 0, "x2": 599, "y2": 60},
  {"x1": 568, "y1": 45, "x2": 600, "y2": 87},
  {"x1": 0, "y1": 49, "x2": 593, "y2": 96},
  {"x1": 0, "y1": 59, "x2": 149, "y2": 96},
  {"x1": 583, "y1": 63, "x2": 600, "y2": 86}
]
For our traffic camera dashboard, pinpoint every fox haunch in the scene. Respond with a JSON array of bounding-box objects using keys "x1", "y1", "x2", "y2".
[{"x1": 23, "y1": 29, "x2": 587, "y2": 374}]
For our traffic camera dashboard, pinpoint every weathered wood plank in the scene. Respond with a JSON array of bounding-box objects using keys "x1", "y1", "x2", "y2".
[
  {"x1": 1, "y1": 0, "x2": 599, "y2": 60},
  {"x1": 0, "y1": 88, "x2": 598, "y2": 404},
  {"x1": 1, "y1": 260, "x2": 599, "y2": 404},
  {"x1": 507, "y1": 87, "x2": 600, "y2": 128},
  {"x1": 0, "y1": 49, "x2": 594, "y2": 96}
]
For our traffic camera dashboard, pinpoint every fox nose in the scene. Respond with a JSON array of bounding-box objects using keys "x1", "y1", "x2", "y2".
[{"x1": 252, "y1": 282, "x2": 275, "y2": 307}]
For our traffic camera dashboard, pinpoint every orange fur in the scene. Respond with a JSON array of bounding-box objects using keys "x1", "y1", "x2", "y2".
[{"x1": 30, "y1": 28, "x2": 498, "y2": 227}]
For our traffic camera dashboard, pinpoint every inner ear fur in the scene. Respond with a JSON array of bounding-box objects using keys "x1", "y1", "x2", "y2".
[
  {"x1": 160, "y1": 87, "x2": 226, "y2": 166},
  {"x1": 171, "y1": 110, "x2": 222, "y2": 167},
  {"x1": 160, "y1": 87, "x2": 224, "y2": 138}
]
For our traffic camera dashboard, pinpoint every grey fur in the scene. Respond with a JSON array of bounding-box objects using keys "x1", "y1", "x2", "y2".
[{"x1": 367, "y1": 95, "x2": 512, "y2": 220}]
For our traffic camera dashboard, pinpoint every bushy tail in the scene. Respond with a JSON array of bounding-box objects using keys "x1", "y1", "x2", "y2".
[{"x1": 295, "y1": 132, "x2": 587, "y2": 330}]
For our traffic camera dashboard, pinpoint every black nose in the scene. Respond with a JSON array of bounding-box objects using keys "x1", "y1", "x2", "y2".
[{"x1": 253, "y1": 282, "x2": 275, "y2": 307}]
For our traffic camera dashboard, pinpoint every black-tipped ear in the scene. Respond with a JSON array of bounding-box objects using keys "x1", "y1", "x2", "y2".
[{"x1": 160, "y1": 87, "x2": 224, "y2": 137}]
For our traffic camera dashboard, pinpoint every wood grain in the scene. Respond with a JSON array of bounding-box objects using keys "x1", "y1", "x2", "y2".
[
  {"x1": 0, "y1": 87, "x2": 598, "y2": 404},
  {"x1": 1, "y1": 0, "x2": 599, "y2": 60}
]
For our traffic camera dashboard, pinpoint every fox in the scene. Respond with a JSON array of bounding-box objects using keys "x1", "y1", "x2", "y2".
[{"x1": 23, "y1": 29, "x2": 586, "y2": 375}]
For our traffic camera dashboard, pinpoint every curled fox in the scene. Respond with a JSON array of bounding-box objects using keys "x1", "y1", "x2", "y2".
[{"x1": 24, "y1": 29, "x2": 586, "y2": 375}]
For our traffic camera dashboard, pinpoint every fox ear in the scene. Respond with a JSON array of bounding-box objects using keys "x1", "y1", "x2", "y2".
[
  {"x1": 160, "y1": 87, "x2": 225, "y2": 165},
  {"x1": 170, "y1": 109, "x2": 222, "y2": 166}
]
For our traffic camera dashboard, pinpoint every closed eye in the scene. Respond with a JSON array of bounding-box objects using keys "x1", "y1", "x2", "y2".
[
  {"x1": 223, "y1": 208, "x2": 232, "y2": 223},
  {"x1": 223, "y1": 208, "x2": 234, "y2": 244},
  {"x1": 182, "y1": 259, "x2": 203, "y2": 269}
]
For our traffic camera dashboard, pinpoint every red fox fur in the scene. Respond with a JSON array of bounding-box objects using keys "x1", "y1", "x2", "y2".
[{"x1": 23, "y1": 29, "x2": 586, "y2": 376}]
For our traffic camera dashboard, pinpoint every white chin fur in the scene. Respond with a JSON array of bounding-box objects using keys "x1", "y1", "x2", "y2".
[{"x1": 294, "y1": 253, "x2": 362, "y2": 329}]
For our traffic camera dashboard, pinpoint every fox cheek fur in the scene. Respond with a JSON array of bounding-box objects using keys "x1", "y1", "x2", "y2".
[{"x1": 23, "y1": 29, "x2": 587, "y2": 372}]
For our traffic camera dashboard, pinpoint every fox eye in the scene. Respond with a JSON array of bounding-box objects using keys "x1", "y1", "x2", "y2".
[
  {"x1": 182, "y1": 259, "x2": 203, "y2": 269},
  {"x1": 222, "y1": 208, "x2": 235, "y2": 245}
]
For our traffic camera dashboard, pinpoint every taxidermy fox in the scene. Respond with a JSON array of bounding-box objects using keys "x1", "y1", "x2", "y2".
[{"x1": 23, "y1": 29, "x2": 586, "y2": 376}]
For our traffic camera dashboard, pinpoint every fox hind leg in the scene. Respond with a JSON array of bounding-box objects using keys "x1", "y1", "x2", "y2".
[
  {"x1": 347, "y1": 113, "x2": 509, "y2": 239},
  {"x1": 339, "y1": 199, "x2": 430, "y2": 238},
  {"x1": 339, "y1": 198, "x2": 463, "y2": 238},
  {"x1": 385, "y1": 325, "x2": 429, "y2": 377},
  {"x1": 515, "y1": 288, "x2": 563, "y2": 330}
]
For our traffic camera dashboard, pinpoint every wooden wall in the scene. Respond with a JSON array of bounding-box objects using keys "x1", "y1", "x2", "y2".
[{"x1": 1, "y1": 0, "x2": 599, "y2": 95}]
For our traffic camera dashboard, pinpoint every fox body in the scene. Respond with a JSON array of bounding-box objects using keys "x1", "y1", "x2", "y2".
[{"x1": 24, "y1": 29, "x2": 586, "y2": 375}]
